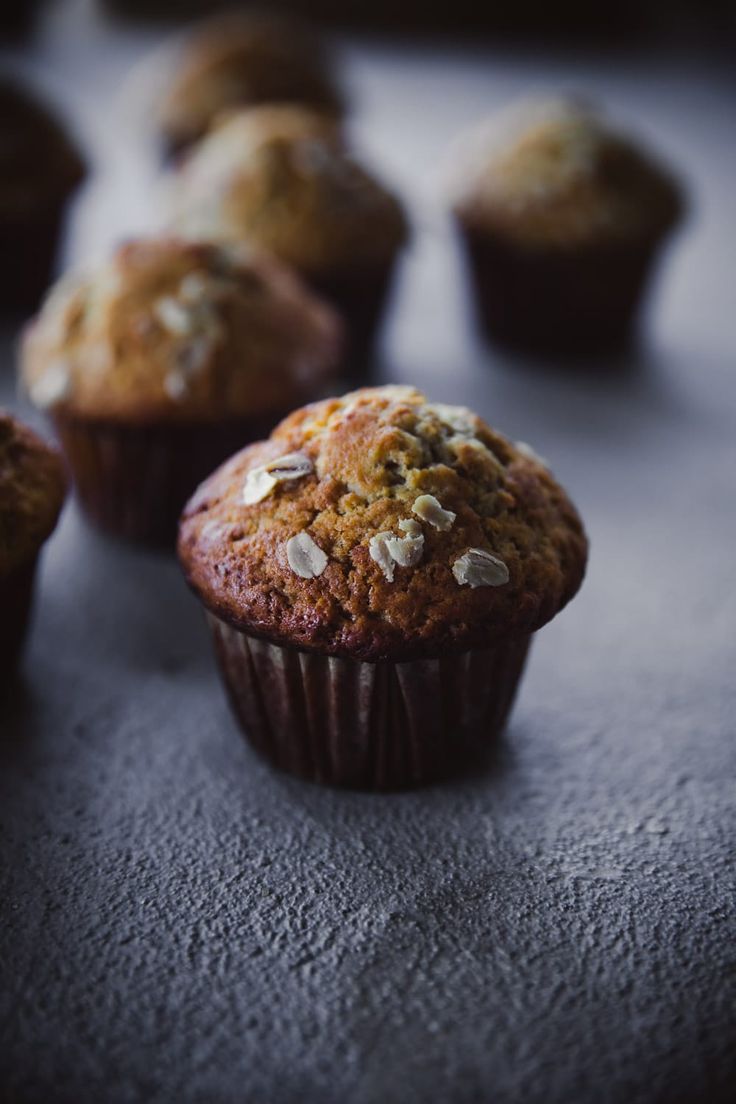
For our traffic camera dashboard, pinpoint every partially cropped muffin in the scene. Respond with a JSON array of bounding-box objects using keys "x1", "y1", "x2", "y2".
[
  {"x1": 171, "y1": 105, "x2": 409, "y2": 364},
  {"x1": 451, "y1": 99, "x2": 683, "y2": 355},
  {"x1": 20, "y1": 237, "x2": 341, "y2": 546},
  {"x1": 179, "y1": 385, "x2": 587, "y2": 789},
  {"x1": 0, "y1": 77, "x2": 85, "y2": 316},
  {"x1": 0, "y1": 411, "x2": 66, "y2": 679},
  {"x1": 157, "y1": 11, "x2": 345, "y2": 160}
]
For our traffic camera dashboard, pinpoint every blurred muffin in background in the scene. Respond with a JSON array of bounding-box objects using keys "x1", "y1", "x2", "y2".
[
  {"x1": 178, "y1": 384, "x2": 587, "y2": 789},
  {"x1": 0, "y1": 411, "x2": 66, "y2": 681},
  {"x1": 157, "y1": 10, "x2": 345, "y2": 160},
  {"x1": 0, "y1": 76, "x2": 86, "y2": 317},
  {"x1": 20, "y1": 237, "x2": 341, "y2": 547},
  {"x1": 171, "y1": 105, "x2": 409, "y2": 368},
  {"x1": 450, "y1": 98, "x2": 684, "y2": 356}
]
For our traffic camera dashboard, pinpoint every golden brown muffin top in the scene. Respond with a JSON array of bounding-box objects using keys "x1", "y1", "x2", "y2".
[
  {"x1": 158, "y1": 12, "x2": 344, "y2": 155},
  {"x1": 0, "y1": 76, "x2": 85, "y2": 215},
  {"x1": 179, "y1": 386, "x2": 587, "y2": 661},
  {"x1": 452, "y1": 99, "x2": 683, "y2": 249},
  {"x1": 171, "y1": 106, "x2": 409, "y2": 273},
  {"x1": 0, "y1": 411, "x2": 66, "y2": 575},
  {"x1": 20, "y1": 237, "x2": 342, "y2": 424}
]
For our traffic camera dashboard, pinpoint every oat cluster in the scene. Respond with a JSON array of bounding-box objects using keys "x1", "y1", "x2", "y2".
[
  {"x1": 20, "y1": 238, "x2": 340, "y2": 423},
  {"x1": 178, "y1": 386, "x2": 587, "y2": 660}
]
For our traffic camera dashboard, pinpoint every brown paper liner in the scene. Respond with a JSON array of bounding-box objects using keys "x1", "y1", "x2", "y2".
[
  {"x1": 206, "y1": 612, "x2": 531, "y2": 790},
  {"x1": 306, "y1": 259, "x2": 398, "y2": 377},
  {"x1": 458, "y1": 222, "x2": 663, "y2": 356},
  {"x1": 0, "y1": 555, "x2": 38, "y2": 677},
  {"x1": 52, "y1": 412, "x2": 286, "y2": 548}
]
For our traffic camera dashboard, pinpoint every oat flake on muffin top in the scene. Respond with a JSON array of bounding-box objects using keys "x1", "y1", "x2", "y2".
[
  {"x1": 20, "y1": 237, "x2": 341, "y2": 423},
  {"x1": 179, "y1": 386, "x2": 587, "y2": 661}
]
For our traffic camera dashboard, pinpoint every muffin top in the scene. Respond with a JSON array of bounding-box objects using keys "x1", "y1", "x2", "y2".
[
  {"x1": 0, "y1": 411, "x2": 66, "y2": 575},
  {"x1": 179, "y1": 386, "x2": 587, "y2": 661},
  {"x1": 171, "y1": 106, "x2": 409, "y2": 273},
  {"x1": 0, "y1": 76, "x2": 85, "y2": 216},
  {"x1": 451, "y1": 99, "x2": 683, "y2": 249},
  {"x1": 20, "y1": 237, "x2": 341, "y2": 424},
  {"x1": 158, "y1": 12, "x2": 344, "y2": 156}
]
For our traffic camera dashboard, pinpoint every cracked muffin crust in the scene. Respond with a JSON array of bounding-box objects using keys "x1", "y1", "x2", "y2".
[
  {"x1": 158, "y1": 11, "x2": 344, "y2": 158},
  {"x1": 171, "y1": 105, "x2": 408, "y2": 275},
  {"x1": 0, "y1": 411, "x2": 66, "y2": 577},
  {"x1": 20, "y1": 237, "x2": 341, "y2": 423},
  {"x1": 451, "y1": 98, "x2": 683, "y2": 249},
  {"x1": 450, "y1": 98, "x2": 683, "y2": 354},
  {"x1": 179, "y1": 386, "x2": 587, "y2": 661}
]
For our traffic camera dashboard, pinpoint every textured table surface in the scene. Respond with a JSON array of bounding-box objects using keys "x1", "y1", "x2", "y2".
[{"x1": 1, "y1": 5, "x2": 735, "y2": 1103}]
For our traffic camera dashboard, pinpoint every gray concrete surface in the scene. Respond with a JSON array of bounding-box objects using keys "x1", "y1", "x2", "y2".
[{"x1": 1, "y1": 4, "x2": 735, "y2": 1102}]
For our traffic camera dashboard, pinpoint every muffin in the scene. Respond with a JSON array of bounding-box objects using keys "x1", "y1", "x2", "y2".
[
  {"x1": 0, "y1": 411, "x2": 66, "y2": 679},
  {"x1": 0, "y1": 76, "x2": 86, "y2": 317},
  {"x1": 157, "y1": 11, "x2": 345, "y2": 161},
  {"x1": 20, "y1": 237, "x2": 341, "y2": 547},
  {"x1": 178, "y1": 385, "x2": 587, "y2": 790},
  {"x1": 451, "y1": 99, "x2": 683, "y2": 355},
  {"x1": 171, "y1": 106, "x2": 409, "y2": 367}
]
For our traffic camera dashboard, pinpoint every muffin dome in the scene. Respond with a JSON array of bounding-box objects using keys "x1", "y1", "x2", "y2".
[
  {"x1": 158, "y1": 12, "x2": 344, "y2": 157},
  {"x1": 179, "y1": 386, "x2": 587, "y2": 661},
  {"x1": 21, "y1": 238, "x2": 341, "y2": 423},
  {"x1": 0, "y1": 76, "x2": 85, "y2": 219},
  {"x1": 0, "y1": 411, "x2": 66, "y2": 575},
  {"x1": 452, "y1": 99, "x2": 683, "y2": 249},
  {"x1": 171, "y1": 107, "x2": 409, "y2": 275}
]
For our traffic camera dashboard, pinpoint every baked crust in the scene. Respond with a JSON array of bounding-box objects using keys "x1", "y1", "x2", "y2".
[
  {"x1": 451, "y1": 99, "x2": 683, "y2": 250},
  {"x1": 158, "y1": 12, "x2": 344, "y2": 155},
  {"x1": 178, "y1": 386, "x2": 588, "y2": 661},
  {"x1": 20, "y1": 238, "x2": 341, "y2": 423},
  {"x1": 171, "y1": 106, "x2": 409, "y2": 273},
  {"x1": 0, "y1": 411, "x2": 66, "y2": 575}
]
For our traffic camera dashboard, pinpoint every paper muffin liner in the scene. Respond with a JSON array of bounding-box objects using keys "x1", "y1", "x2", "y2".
[
  {"x1": 0, "y1": 555, "x2": 38, "y2": 677},
  {"x1": 52, "y1": 412, "x2": 286, "y2": 548},
  {"x1": 206, "y1": 612, "x2": 531, "y2": 790},
  {"x1": 308, "y1": 259, "x2": 398, "y2": 377},
  {"x1": 458, "y1": 222, "x2": 663, "y2": 355}
]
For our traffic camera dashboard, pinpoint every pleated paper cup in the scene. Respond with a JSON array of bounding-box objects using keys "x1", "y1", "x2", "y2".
[
  {"x1": 306, "y1": 258, "x2": 399, "y2": 376},
  {"x1": 206, "y1": 611, "x2": 531, "y2": 791},
  {"x1": 52, "y1": 412, "x2": 287, "y2": 548},
  {"x1": 458, "y1": 221, "x2": 664, "y2": 355}
]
